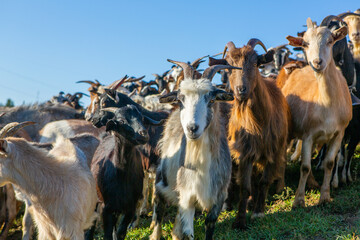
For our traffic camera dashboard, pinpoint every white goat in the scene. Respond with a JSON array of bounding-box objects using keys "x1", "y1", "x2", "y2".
[{"x1": 150, "y1": 60, "x2": 239, "y2": 240}]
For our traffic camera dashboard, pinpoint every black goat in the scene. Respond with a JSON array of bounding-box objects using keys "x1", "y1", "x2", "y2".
[{"x1": 86, "y1": 92, "x2": 166, "y2": 240}]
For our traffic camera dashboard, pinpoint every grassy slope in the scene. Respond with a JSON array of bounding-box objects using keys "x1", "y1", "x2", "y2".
[{"x1": 6, "y1": 150, "x2": 360, "y2": 240}]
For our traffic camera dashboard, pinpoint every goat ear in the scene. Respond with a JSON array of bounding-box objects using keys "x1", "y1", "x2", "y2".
[
  {"x1": 105, "y1": 120, "x2": 117, "y2": 132},
  {"x1": 159, "y1": 91, "x2": 178, "y2": 103},
  {"x1": 208, "y1": 57, "x2": 229, "y2": 66},
  {"x1": 214, "y1": 89, "x2": 234, "y2": 102},
  {"x1": 104, "y1": 89, "x2": 120, "y2": 103},
  {"x1": 0, "y1": 140, "x2": 8, "y2": 157},
  {"x1": 286, "y1": 36, "x2": 304, "y2": 47},
  {"x1": 257, "y1": 49, "x2": 275, "y2": 66},
  {"x1": 143, "y1": 115, "x2": 166, "y2": 126},
  {"x1": 332, "y1": 26, "x2": 348, "y2": 43}
]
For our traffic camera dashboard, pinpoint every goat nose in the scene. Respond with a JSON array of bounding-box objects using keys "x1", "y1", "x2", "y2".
[
  {"x1": 236, "y1": 86, "x2": 247, "y2": 94},
  {"x1": 187, "y1": 124, "x2": 199, "y2": 133},
  {"x1": 313, "y1": 58, "x2": 323, "y2": 66},
  {"x1": 139, "y1": 130, "x2": 148, "y2": 137},
  {"x1": 352, "y1": 32, "x2": 360, "y2": 37}
]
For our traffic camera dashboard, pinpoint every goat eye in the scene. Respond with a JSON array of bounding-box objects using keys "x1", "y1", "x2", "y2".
[
  {"x1": 302, "y1": 42, "x2": 309, "y2": 48},
  {"x1": 209, "y1": 99, "x2": 215, "y2": 104}
]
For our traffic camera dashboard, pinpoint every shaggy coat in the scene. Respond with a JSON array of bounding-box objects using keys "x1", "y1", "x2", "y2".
[
  {"x1": 150, "y1": 77, "x2": 233, "y2": 240},
  {"x1": 224, "y1": 43, "x2": 289, "y2": 229}
]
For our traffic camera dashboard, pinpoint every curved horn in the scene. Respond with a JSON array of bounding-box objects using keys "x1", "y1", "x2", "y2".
[
  {"x1": 223, "y1": 41, "x2": 236, "y2": 58},
  {"x1": 247, "y1": 38, "x2": 267, "y2": 52},
  {"x1": 76, "y1": 80, "x2": 97, "y2": 85},
  {"x1": 0, "y1": 121, "x2": 36, "y2": 138},
  {"x1": 0, "y1": 113, "x2": 5, "y2": 118},
  {"x1": 125, "y1": 75, "x2": 146, "y2": 83},
  {"x1": 202, "y1": 65, "x2": 242, "y2": 81},
  {"x1": 191, "y1": 55, "x2": 209, "y2": 69},
  {"x1": 73, "y1": 92, "x2": 90, "y2": 97},
  {"x1": 5, "y1": 121, "x2": 36, "y2": 138},
  {"x1": 108, "y1": 75, "x2": 128, "y2": 90},
  {"x1": 101, "y1": 107, "x2": 118, "y2": 114},
  {"x1": 338, "y1": 12, "x2": 360, "y2": 19},
  {"x1": 167, "y1": 59, "x2": 195, "y2": 80}
]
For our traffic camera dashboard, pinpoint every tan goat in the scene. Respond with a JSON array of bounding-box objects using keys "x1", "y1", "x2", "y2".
[
  {"x1": 283, "y1": 18, "x2": 352, "y2": 207},
  {"x1": 0, "y1": 122, "x2": 98, "y2": 240}
]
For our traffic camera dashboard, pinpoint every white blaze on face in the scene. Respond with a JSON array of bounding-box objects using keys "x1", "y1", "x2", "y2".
[
  {"x1": 303, "y1": 27, "x2": 333, "y2": 71},
  {"x1": 179, "y1": 79, "x2": 213, "y2": 140}
]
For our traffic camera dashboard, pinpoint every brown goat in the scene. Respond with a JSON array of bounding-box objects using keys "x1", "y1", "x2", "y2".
[
  {"x1": 222, "y1": 39, "x2": 290, "y2": 229},
  {"x1": 283, "y1": 18, "x2": 352, "y2": 207}
]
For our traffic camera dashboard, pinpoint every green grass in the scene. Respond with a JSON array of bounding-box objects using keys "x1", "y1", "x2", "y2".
[{"x1": 6, "y1": 148, "x2": 360, "y2": 240}]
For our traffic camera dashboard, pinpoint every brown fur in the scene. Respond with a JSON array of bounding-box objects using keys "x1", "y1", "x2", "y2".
[
  {"x1": 276, "y1": 61, "x2": 307, "y2": 89},
  {"x1": 226, "y1": 45, "x2": 290, "y2": 229}
]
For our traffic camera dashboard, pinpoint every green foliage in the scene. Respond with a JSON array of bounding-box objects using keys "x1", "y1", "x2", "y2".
[{"x1": 0, "y1": 98, "x2": 15, "y2": 107}]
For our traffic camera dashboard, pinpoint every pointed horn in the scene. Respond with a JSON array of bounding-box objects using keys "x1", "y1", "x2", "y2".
[
  {"x1": 191, "y1": 55, "x2": 209, "y2": 69},
  {"x1": 0, "y1": 113, "x2": 5, "y2": 118},
  {"x1": 125, "y1": 75, "x2": 146, "y2": 83},
  {"x1": 223, "y1": 41, "x2": 236, "y2": 58},
  {"x1": 0, "y1": 121, "x2": 36, "y2": 138},
  {"x1": 338, "y1": 12, "x2": 360, "y2": 19},
  {"x1": 247, "y1": 38, "x2": 267, "y2": 52},
  {"x1": 167, "y1": 59, "x2": 195, "y2": 80},
  {"x1": 108, "y1": 75, "x2": 128, "y2": 90},
  {"x1": 76, "y1": 80, "x2": 97, "y2": 85},
  {"x1": 101, "y1": 107, "x2": 118, "y2": 114},
  {"x1": 211, "y1": 52, "x2": 223, "y2": 57},
  {"x1": 5, "y1": 121, "x2": 36, "y2": 138},
  {"x1": 202, "y1": 65, "x2": 242, "y2": 81}
]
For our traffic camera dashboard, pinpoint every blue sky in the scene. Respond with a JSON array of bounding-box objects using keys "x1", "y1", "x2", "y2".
[{"x1": 0, "y1": 1, "x2": 359, "y2": 106}]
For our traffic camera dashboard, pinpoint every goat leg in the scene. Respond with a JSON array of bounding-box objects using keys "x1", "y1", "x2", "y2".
[
  {"x1": 232, "y1": 158, "x2": 253, "y2": 230},
  {"x1": 116, "y1": 210, "x2": 135, "y2": 240}
]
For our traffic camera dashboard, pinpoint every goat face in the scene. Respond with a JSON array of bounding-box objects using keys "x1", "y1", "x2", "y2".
[
  {"x1": 103, "y1": 105, "x2": 152, "y2": 145},
  {"x1": 344, "y1": 15, "x2": 360, "y2": 44},
  {"x1": 161, "y1": 80, "x2": 233, "y2": 140},
  {"x1": 226, "y1": 46, "x2": 261, "y2": 101},
  {"x1": 287, "y1": 18, "x2": 348, "y2": 73}
]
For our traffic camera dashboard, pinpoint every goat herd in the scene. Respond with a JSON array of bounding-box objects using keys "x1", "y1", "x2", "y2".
[{"x1": 0, "y1": 9, "x2": 360, "y2": 240}]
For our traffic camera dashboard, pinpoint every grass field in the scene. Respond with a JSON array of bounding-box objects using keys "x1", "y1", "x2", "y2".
[{"x1": 6, "y1": 149, "x2": 360, "y2": 240}]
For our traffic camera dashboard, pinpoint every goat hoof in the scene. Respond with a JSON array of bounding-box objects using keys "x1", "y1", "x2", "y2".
[
  {"x1": 319, "y1": 194, "x2": 332, "y2": 205},
  {"x1": 292, "y1": 198, "x2": 305, "y2": 208},
  {"x1": 232, "y1": 220, "x2": 248, "y2": 230}
]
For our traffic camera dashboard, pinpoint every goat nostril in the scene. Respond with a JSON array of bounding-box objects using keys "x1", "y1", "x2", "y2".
[
  {"x1": 237, "y1": 86, "x2": 247, "y2": 94},
  {"x1": 313, "y1": 59, "x2": 323, "y2": 66},
  {"x1": 187, "y1": 124, "x2": 199, "y2": 133},
  {"x1": 139, "y1": 130, "x2": 147, "y2": 137}
]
